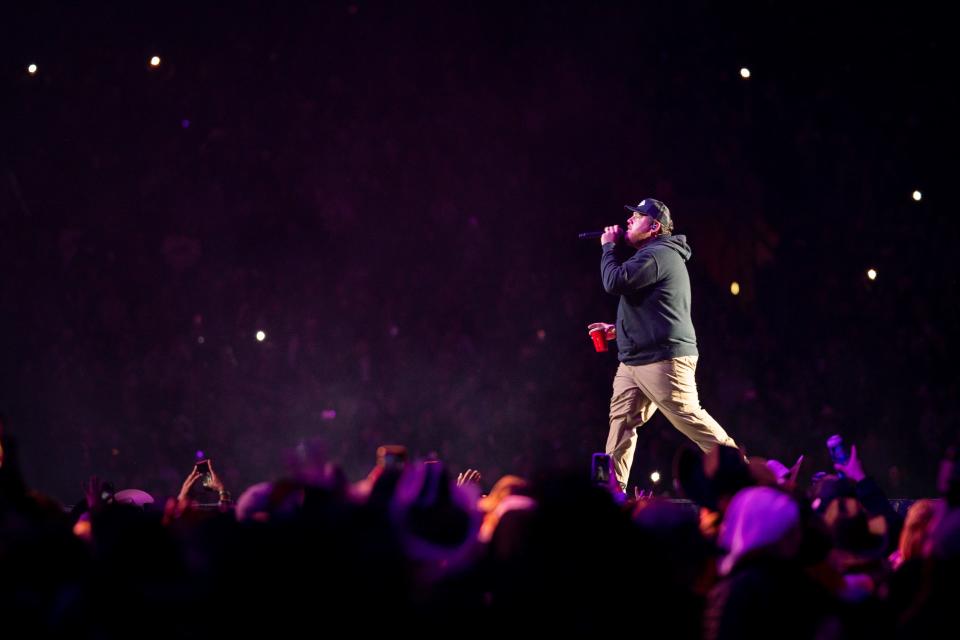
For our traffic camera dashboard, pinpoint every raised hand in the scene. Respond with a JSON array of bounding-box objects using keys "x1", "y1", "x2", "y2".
[
  {"x1": 206, "y1": 459, "x2": 226, "y2": 494},
  {"x1": 457, "y1": 468, "x2": 482, "y2": 487},
  {"x1": 83, "y1": 475, "x2": 113, "y2": 510},
  {"x1": 787, "y1": 454, "x2": 805, "y2": 487},
  {"x1": 633, "y1": 487, "x2": 654, "y2": 501},
  {"x1": 834, "y1": 445, "x2": 866, "y2": 482},
  {"x1": 177, "y1": 466, "x2": 202, "y2": 502}
]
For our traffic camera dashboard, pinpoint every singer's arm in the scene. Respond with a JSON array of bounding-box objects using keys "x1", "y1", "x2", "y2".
[{"x1": 601, "y1": 244, "x2": 660, "y2": 295}]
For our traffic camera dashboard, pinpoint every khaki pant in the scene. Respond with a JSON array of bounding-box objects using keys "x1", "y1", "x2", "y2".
[{"x1": 605, "y1": 356, "x2": 736, "y2": 488}]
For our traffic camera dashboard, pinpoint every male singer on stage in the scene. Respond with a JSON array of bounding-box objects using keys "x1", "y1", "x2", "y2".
[{"x1": 589, "y1": 198, "x2": 738, "y2": 491}]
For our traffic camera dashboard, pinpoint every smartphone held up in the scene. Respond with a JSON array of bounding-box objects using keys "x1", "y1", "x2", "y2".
[
  {"x1": 195, "y1": 459, "x2": 215, "y2": 488},
  {"x1": 826, "y1": 435, "x2": 849, "y2": 478},
  {"x1": 591, "y1": 452, "x2": 612, "y2": 486}
]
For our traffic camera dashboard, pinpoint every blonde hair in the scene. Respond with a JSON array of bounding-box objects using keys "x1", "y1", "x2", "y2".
[{"x1": 899, "y1": 498, "x2": 945, "y2": 561}]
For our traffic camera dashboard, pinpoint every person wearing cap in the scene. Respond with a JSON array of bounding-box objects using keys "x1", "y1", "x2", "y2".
[{"x1": 589, "y1": 198, "x2": 738, "y2": 491}]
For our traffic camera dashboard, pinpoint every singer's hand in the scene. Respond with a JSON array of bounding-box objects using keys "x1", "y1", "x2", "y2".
[
  {"x1": 587, "y1": 322, "x2": 616, "y2": 341},
  {"x1": 600, "y1": 225, "x2": 621, "y2": 245}
]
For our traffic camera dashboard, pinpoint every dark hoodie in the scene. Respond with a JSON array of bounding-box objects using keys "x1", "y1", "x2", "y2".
[{"x1": 601, "y1": 235, "x2": 698, "y2": 365}]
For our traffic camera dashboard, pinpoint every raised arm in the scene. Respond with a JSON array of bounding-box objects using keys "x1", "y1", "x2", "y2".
[{"x1": 601, "y1": 245, "x2": 660, "y2": 295}]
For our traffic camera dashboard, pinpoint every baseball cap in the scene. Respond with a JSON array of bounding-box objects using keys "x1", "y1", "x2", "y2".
[{"x1": 625, "y1": 198, "x2": 673, "y2": 231}]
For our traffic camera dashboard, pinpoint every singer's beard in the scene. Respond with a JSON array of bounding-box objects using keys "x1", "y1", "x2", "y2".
[{"x1": 628, "y1": 228, "x2": 659, "y2": 248}]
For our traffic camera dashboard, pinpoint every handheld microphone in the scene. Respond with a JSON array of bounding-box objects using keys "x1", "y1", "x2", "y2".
[
  {"x1": 577, "y1": 228, "x2": 621, "y2": 240},
  {"x1": 578, "y1": 231, "x2": 605, "y2": 240}
]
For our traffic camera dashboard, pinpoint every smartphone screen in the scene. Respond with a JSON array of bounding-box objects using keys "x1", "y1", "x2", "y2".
[
  {"x1": 826, "y1": 436, "x2": 848, "y2": 465},
  {"x1": 383, "y1": 453, "x2": 404, "y2": 469},
  {"x1": 195, "y1": 460, "x2": 210, "y2": 475},
  {"x1": 591, "y1": 453, "x2": 611, "y2": 484},
  {"x1": 377, "y1": 445, "x2": 408, "y2": 469}
]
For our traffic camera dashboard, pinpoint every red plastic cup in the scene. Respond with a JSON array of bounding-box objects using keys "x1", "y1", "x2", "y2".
[{"x1": 589, "y1": 328, "x2": 608, "y2": 352}]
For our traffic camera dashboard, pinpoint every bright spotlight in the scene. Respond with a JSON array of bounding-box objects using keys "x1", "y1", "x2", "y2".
[
  {"x1": 730, "y1": 281, "x2": 741, "y2": 296},
  {"x1": 650, "y1": 471, "x2": 661, "y2": 484},
  {"x1": 867, "y1": 268, "x2": 877, "y2": 281},
  {"x1": 740, "y1": 67, "x2": 751, "y2": 79},
  {"x1": 912, "y1": 190, "x2": 922, "y2": 201},
  {"x1": 255, "y1": 330, "x2": 266, "y2": 342},
  {"x1": 27, "y1": 63, "x2": 37, "y2": 74},
  {"x1": 149, "y1": 56, "x2": 161, "y2": 67}
]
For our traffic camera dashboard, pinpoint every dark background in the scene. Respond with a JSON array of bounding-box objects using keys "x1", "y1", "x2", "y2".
[{"x1": 1, "y1": 1, "x2": 955, "y2": 502}]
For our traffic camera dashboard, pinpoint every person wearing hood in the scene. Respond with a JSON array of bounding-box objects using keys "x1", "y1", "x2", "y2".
[{"x1": 589, "y1": 198, "x2": 739, "y2": 491}]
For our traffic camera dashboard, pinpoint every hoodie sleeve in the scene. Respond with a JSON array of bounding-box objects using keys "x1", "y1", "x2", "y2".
[{"x1": 601, "y1": 243, "x2": 661, "y2": 295}]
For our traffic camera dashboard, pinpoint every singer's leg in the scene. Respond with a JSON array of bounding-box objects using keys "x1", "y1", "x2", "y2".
[
  {"x1": 606, "y1": 363, "x2": 657, "y2": 489},
  {"x1": 637, "y1": 356, "x2": 737, "y2": 452}
]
